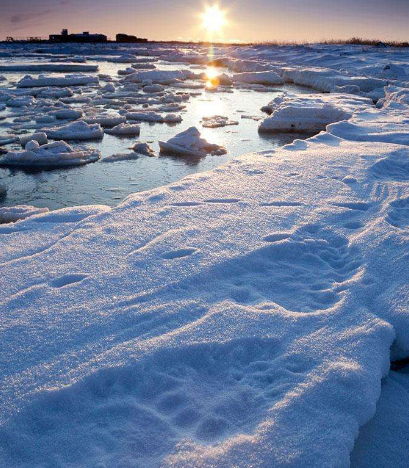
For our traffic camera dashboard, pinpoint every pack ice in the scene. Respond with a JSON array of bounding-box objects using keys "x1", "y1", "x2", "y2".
[{"x1": 0, "y1": 41, "x2": 409, "y2": 468}]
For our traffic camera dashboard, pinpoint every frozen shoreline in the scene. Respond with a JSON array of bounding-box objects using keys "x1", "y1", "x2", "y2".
[{"x1": 0, "y1": 42, "x2": 408, "y2": 468}]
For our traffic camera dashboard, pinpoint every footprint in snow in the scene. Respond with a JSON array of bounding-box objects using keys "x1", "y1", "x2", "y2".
[
  {"x1": 386, "y1": 197, "x2": 409, "y2": 229},
  {"x1": 49, "y1": 273, "x2": 89, "y2": 288},
  {"x1": 263, "y1": 233, "x2": 292, "y2": 243},
  {"x1": 162, "y1": 248, "x2": 198, "y2": 259},
  {"x1": 259, "y1": 201, "x2": 303, "y2": 207},
  {"x1": 332, "y1": 202, "x2": 371, "y2": 211},
  {"x1": 204, "y1": 198, "x2": 241, "y2": 204}
]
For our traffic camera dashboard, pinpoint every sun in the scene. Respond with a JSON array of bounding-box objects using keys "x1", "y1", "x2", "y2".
[{"x1": 200, "y1": 5, "x2": 227, "y2": 35}]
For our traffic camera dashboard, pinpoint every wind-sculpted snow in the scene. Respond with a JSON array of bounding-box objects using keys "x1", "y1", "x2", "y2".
[{"x1": 0, "y1": 42, "x2": 409, "y2": 468}]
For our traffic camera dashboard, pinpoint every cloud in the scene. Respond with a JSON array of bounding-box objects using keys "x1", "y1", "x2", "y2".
[{"x1": 8, "y1": 9, "x2": 54, "y2": 30}]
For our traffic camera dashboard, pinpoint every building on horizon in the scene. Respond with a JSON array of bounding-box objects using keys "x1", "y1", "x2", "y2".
[
  {"x1": 116, "y1": 33, "x2": 148, "y2": 43},
  {"x1": 49, "y1": 29, "x2": 107, "y2": 43}
]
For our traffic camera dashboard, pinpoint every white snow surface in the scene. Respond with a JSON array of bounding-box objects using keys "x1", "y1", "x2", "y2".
[{"x1": 1, "y1": 42, "x2": 409, "y2": 468}]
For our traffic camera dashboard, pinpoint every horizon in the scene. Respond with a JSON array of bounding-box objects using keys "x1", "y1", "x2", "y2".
[{"x1": 1, "y1": 0, "x2": 408, "y2": 43}]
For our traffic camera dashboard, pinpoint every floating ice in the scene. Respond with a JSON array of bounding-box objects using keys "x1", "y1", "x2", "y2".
[
  {"x1": 126, "y1": 69, "x2": 186, "y2": 84},
  {"x1": 101, "y1": 152, "x2": 140, "y2": 163},
  {"x1": 83, "y1": 115, "x2": 126, "y2": 127},
  {"x1": 46, "y1": 121, "x2": 104, "y2": 140},
  {"x1": 131, "y1": 141, "x2": 155, "y2": 156},
  {"x1": 0, "y1": 140, "x2": 100, "y2": 168},
  {"x1": 20, "y1": 132, "x2": 48, "y2": 147},
  {"x1": 105, "y1": 123, "x2": 141, "y2": 136},
  {"x1": 17, "y1": 74, "x2": 99, "y2": 88},
  {"x1": 202, "y1": 115, "x2": 239, "y2": 128},
  {"x1": 159, "y1": 126, "x2": 226, "y2": 157},
  {"x1": 0, "y1": 63, "x2": 98, "y2": 72}
]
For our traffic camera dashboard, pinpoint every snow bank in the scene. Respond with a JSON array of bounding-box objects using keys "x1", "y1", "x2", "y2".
[
  {"x1": 159, "y1": 126, "x2": 227, "y2": 157},
  {"x1": 259, "y1": 93, "x2": 372, "y2": 133},
  {"x1": 233, "y1": 71, "x2": 284, "y2": 86},
  {"x1": 0, "y1": 205, "x2": 49, "y2": 223},
  {"x1": 46, "y1": 121, "x2": 104, "y2": 141},
  {"x1": 350, "y1": 370, "x2": 409, "y2": 468},
  {"x1": 17, "y1": 74, "x2": 99, "y2": 88},
  {"x1": 0, "y1": 140, "x2": 100, "y2": 168},
  {"x1": 281, "y1": 67, "x2": 387, "y2": 93},
  {"x1": 327, "y1": 109, "x2": 409, "y2": 145}
]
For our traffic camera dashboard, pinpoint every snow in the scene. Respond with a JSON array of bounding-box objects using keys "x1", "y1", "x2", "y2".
[
  {"x1": 159, "y1": 126, "x2": 227, "y2": 157},
  {"x1": 281, "y1": 67, "x2": 387, "y2": 93},
  {"x1": 46, "y1": 121, "x2": 104, "y2": 140},
  {"x1": 259, "y1": 93, "x2": 372, "y2": 133},
  {"x1": 233, "y1": 71, "x2": 284, "y2": 86},
  {"x1": 0, "y1": 140, "x2": 100, "y2": 168},
  {"x1": 17, "y1": 74, "x2": 99, "y2": 88},
  {"x1": 350, "y1": 370, "x2": 409, "y2": 468},
  {"x1": 0, "y1": 205, "x2": 49, "y2": 223},
  {"x1": 0, "y1": 41, "x2": 409, "y2": 468}
]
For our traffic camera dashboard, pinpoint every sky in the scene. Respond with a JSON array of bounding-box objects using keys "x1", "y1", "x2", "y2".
[{"x1": 0, "y1": 0, "x2": 408, "y2": 42}]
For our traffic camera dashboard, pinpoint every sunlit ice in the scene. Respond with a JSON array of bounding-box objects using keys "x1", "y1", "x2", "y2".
[{"x1": 200, "y1": 4, "x2": 228, "y2": 36}]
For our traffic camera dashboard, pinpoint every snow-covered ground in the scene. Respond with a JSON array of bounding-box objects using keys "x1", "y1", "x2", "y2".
[{"x1": 0, "y1": 42, "x2": 408, "y2": 468}]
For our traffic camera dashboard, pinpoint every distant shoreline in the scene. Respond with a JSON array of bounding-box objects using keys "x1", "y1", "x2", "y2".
[{"x1": 0, "y1": 37, "x2": 408, "y2": 47}]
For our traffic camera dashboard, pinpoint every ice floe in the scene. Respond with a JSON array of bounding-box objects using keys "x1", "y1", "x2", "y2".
[
  {"x1": 159, "y1": 126, "x2": 227, "y2": 157},
  {"x1": 105, "y1": 123, "x2": 141, "y2": 136},
  {"x1": 0, "y1": 140, "x2": 100, "y2": 168},
  {"x1": 17, "y1": 74, "x2": 99, "y2": 88},
  {"x1": 46, "y1": 121, "x2": 104, "y2": 140}
]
